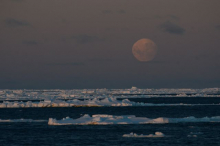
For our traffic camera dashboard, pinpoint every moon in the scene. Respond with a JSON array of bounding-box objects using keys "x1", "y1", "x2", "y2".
[{"x1": 132, "y1": 38, "x2": 157, "y2": 62}]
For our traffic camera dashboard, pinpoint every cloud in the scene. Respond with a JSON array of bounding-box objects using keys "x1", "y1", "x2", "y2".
[
  {"x1": 5, "y1": 18, "x2": 30, "y2": 27},
  {"x1": 101, "y1": 10, "x2": 112, "y2": 14},
  {"x1": 89, "y1": 58, "x2": 112, "y2": 62},
  {"x1": 137, "y1": 15, "x2": 179, "y2": 22},
  {"x1": 46, "y1": 62, "x2": 85, "y2": 66},
  {"x1": 160, "y1": 21, "x2": 185, "y2": 35},
  {"x1": 22, "y1": 40, "x2": 38, "y2": 45},
  {"x1": 71, "y1": 34, "x2": 104, "y2": 44},
  {"x1": 215, "y1": 25, "x2": 220, "y2": 30},
  {"x1": 11, "y1": 0, "x2": 24, "y2": 2},
  {"x1": 102, "y1": 10, "x2": 126, "y2": 14},
  {"x1": 117, "y1": 10, "x2": 126, "y2": 14},
  {"x1": 136, "y1": 60, "x2": 169, "y2": 64},
  {"x1": 169, "y1": 15, "x2": 179, "y2": 20}
]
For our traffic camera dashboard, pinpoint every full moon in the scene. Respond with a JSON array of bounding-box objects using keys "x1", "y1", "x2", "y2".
[{"x1": 132, "y1": 38, "x2": 157, "y2": 62}]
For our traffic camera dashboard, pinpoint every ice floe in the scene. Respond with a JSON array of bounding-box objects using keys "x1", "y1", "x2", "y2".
[
  {"x1": 123, "y1": 132, "x2": 165, "y2": 138},
  {"x1": 0, "y1": 97, "x2": 148, "y2": 108},
  {"x1": 0, "y1": 119, "x2": 47, "y2": 122},
  {"x1": 187, "y1": 134, "x2": 198, "y2": 137},
  {"x1": 1, "y1": 97, "x2": 220, "y2": 108},
  {"x1": 48, "y1": 114, "x2": 168, "y2": 125},
  {"x1": 1, "y1": 87, "x2": 220, "y2": 101},
  {"x1": 48, "y1": 114, "x2": 220, "y2": 125},
  {"x1": 187, "y1": 132, "x2": 203, "y2": 137}
]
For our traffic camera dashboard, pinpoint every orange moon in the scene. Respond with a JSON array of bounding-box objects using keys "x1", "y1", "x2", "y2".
[{"x1": 132, "y1": 38, "x2": 157, "y2": 62}]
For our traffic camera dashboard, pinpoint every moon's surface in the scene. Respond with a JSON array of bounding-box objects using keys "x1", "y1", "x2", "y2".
[{"x1": 132, "y1": 38, "x2": 157, "y2": 62}]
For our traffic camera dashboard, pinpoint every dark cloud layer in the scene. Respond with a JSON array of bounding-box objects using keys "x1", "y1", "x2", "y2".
[
  {"x1": 102, "y1": 10, "x2": 112, "y2": 14},
  {"x1": 22, "y1": 40, "x2": 38, "y2": 45},
  {"x1": 102, "y1": 10, "x2": 126, "y2": 14},
  {"x1": 160, "y1": 21, "x2": 185, "y2": 35},
  {"x1": 10, "y1": 0, "x2": 24, "y2": 2},
  {"x1": 169, "y1": 15, "x2": 179, "y2": 20},
  {"x1": 5, "y1": 18, "x2": 30, "y2": 27},
  {"x1": 117, "y1": 10, "x2": 126, "y2": 14},
  {"x1": 71, "y1": 34, "x2": 104, "y2": 44},
  {"x1": 216, "y1": 25, "x2": 220, "y2": 30},
  {"x1": 46, "y1": 62, "x2": 85, "y2": 66},
  {"x1": 89, "y1": 58, "x2": 112, "y2": 62}
]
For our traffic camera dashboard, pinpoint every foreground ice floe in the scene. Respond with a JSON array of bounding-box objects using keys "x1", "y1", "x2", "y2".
[
  {"x1": 0, "y1": 119, "x2": 47, "y2": 122},
  {"x1": 123, "y1": 132, "x2": 165, "y2": 138},
  {"x1": 48, "y1": 114, "x2": 220, "y2": 125}
]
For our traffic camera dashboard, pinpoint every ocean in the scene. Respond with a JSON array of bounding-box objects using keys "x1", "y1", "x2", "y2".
[{"x1": 0, "y1": 97, "x2": 220, "y2": 146}]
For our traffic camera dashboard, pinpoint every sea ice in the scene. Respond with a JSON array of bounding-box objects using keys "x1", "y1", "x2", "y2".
[
  {"x1": 48, "y1": 114, "x2": 220, "y2": 125},
  {"x1": 1, "y1": 87, "x2": 220, "y2": 101},
  {"x1": 187, "y1": 134, "x2": 198, "y2": 137},
  {"x1": 123, "y1": 132, "x2": 165, "y2": 138},
  {"x1": 1, "y1": 96, "x2": 219, "y2": 108},
  {"x1": 0, "y1": 97, "x2": 147, "y2": 108},
  {"x1": 48, "y1": 114, "x2": 169, "y2": 125},
  {"x1": 0, "y1": 119, "x2": 47, "y2": 122}
]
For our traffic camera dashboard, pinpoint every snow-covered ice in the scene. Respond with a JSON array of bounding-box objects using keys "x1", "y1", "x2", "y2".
[
  {"x1": 123, "y1": 132, "x2": 165, "y2": 138},
  {"x1": 48, "y1": 114, "x2": 220, "y2": 125}
]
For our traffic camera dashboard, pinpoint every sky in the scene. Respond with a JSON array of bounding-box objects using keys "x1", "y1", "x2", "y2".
[{"x1": 0, "y1": 0, "x2": 220, "y2": 89}]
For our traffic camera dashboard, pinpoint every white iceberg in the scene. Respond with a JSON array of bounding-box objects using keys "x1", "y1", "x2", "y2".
[
  {"x1": 48, "y1": 114, "x2": 220, "y2": 125},
  {"x1": 123, "y1": 132, "x2": 165, "y2": 138}
]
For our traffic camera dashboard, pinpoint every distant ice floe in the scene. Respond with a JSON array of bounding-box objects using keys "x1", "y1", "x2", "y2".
[
  {"x1": 0, "y1": 119, "x2": 46, "y2": 122},
  {"x1": 1, "y1": 97, "x2": 220, "y2": 108},
  {"x1": 187, "y1": 132, "x2": 203, "y2": 138},
  {"x1": 1, "y1": 87, "x2": 220, "y2": 101},
  {"x1": 0, "y1": 97, "x2": 148, "y2": 108},
  {"x1": 123, "y1": 132, "x2": 165, "y2": 138},
  {"x1": 48, "y1": 114, "x2": 220, "y2": 125},
  {"x1": 187, "y1": 134, "x2": 198, "y2": 137}
]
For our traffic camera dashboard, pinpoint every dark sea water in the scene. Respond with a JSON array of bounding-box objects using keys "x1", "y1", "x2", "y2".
[{"x1": 0, "y1": 97, "x2": 220, "y2": 146}]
